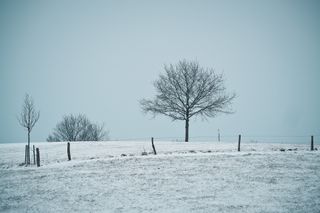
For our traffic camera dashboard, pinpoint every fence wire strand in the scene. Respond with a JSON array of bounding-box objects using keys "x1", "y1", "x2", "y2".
[{"x1": 111, "y1": 134, "x2": 319, "y2": 144}]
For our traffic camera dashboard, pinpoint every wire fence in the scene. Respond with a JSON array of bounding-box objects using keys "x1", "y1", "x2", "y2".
[{"x1": 112, "y1": 134, "x2": 319, "y2": 144}]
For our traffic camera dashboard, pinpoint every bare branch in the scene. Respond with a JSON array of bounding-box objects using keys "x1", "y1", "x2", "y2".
[{"x1": 17, "y1": 94, "x2": 40, "y2": 132}]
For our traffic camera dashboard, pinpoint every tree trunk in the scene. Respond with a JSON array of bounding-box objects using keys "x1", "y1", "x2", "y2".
[
  {"x1": 25, "y1": 145, "x2": 28, "y2": 165},
  {"x1": 27, "y1": 130, "x2": 30, "y2": 165},
  {"x1": 185, "y1": 118, "x2": 189, "y2": 142}
]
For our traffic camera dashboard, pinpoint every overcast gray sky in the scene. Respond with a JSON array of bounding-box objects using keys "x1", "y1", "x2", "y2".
[{"x1": 1, "y1": 0, "x2": 319, "y2": 143}]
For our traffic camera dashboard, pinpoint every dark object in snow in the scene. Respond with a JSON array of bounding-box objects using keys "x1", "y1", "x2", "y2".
[
  {"x1": 287, "y1": 149, "x2": 293, "y2": 151},
  {"x1": 238, "y1": 134, "x2": 241, "y2": 152},
  {"x1": 280, "y1": 148, "x2": 285, "y2": 152},
  {"x1": 121, "y1": 154, "x2": 127, "y2": 157},
  {"x1": 311, "y1": 135, "x2": 314, "y2": 151},
  {"x1": 315, "y1": 148, "x2": 318, "y2": 151},
  {"x1": 36, "y1": 148, "x2": 40, "y2": 167},
  {"x1": 67, "y1": 142, "x2": 71, "y2": 161},
  {"x1": 151, "y1": 137, "x2": 157, "y2": 155},
  {"x1": 189, "y1": 150, "x2": 196, "y2": 153},
  {"x1": 141, "y1": 151, "x2": 148, "y2": 156}
]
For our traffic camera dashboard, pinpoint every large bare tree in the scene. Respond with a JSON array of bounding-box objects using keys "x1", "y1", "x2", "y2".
[
  {"x1": 140, "y1": 60, "x2": 235, "y2": 142},
  {"x1": 17, "y1": 94, "x2": 40, "y2": 164}
]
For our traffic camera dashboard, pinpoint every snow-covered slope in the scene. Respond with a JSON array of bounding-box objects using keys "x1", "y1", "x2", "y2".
[{"x1": 0, "y1": 141, "x2": 319, "y2": 212}]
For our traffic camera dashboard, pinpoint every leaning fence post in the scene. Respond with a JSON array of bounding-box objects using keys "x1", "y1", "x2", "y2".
[
  {"x1": 33, "y1": 145, "x2": 36, "y2": 165},
  {"x1": 238, "y1": 134, "x2": 241, "y2": 152},
  {"x1": 151, "y1": 137, "x2": 157, "y2": 155},
  {"x1": 67, "y1": 142, "x2": 71, "y2": 161},
  {"x1": 311, "y1": 135, "x2": 314, "y2": 151},
  {"x1": 36, "y1": 148, "x2": 40, "y2": 167}
]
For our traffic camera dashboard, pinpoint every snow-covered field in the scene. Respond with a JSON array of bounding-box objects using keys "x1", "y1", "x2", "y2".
[{"x1": 0, "y1": 141, "x2": 319, "y2": 212}]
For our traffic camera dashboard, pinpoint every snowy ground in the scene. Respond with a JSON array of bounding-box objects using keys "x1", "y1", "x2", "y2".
[{"x1": 0, "y1": 141, "x2": 319, "y2": 212}]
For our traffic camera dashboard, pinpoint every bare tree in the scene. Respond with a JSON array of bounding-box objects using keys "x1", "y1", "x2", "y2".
[
  {"x1": 47, "y1": 114, "x2": 108, "y2": 142},
  {"x1": 140, "y1": 60, "x2": 235, "y2": 142},
  {"x1": 17, "y1": 94, "x2": 40, "y2": 165},
  {"x1": 79, "y1": 123, "x2": 107, "y2": 141}
]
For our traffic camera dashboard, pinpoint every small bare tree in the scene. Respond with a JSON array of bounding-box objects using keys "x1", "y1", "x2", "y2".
[
  {"x1": 47, "y1": 114, "x2": 108, "y2": 142},
  {"x1": 140, "y1": 60, "x2": 235, "y2": 142},
  {"x1": 18, "y1": 94, "x2": 40, "y2": 165}
]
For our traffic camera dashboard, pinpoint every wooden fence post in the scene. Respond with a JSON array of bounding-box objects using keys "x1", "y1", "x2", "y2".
[
  {"x1": 36, "y1": 148, "x2": 40, "y2": 167},
  {"x1": 238, "y1": 134, "x2": 241, "y2": 152},
  {"x1": 33, "y1": 145, "x2": 36, "y2": 165},
  {"x1": 151, "y1": 137, "x2": 157, "y2": 155},
  {"x1": 311, "y1": 135, "x2": 314, "y2": 151},
  {"x1": 67, "y1": 142, "x2": 71, "y2": 161},
  {"x1": 25, "y1": 145, "x2": 28, "y2": 165}
]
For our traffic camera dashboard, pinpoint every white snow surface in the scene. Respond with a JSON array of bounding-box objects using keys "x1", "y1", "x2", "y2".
[{"x1": 0, "y1": 141, "x2": 319, "y2": 213}]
